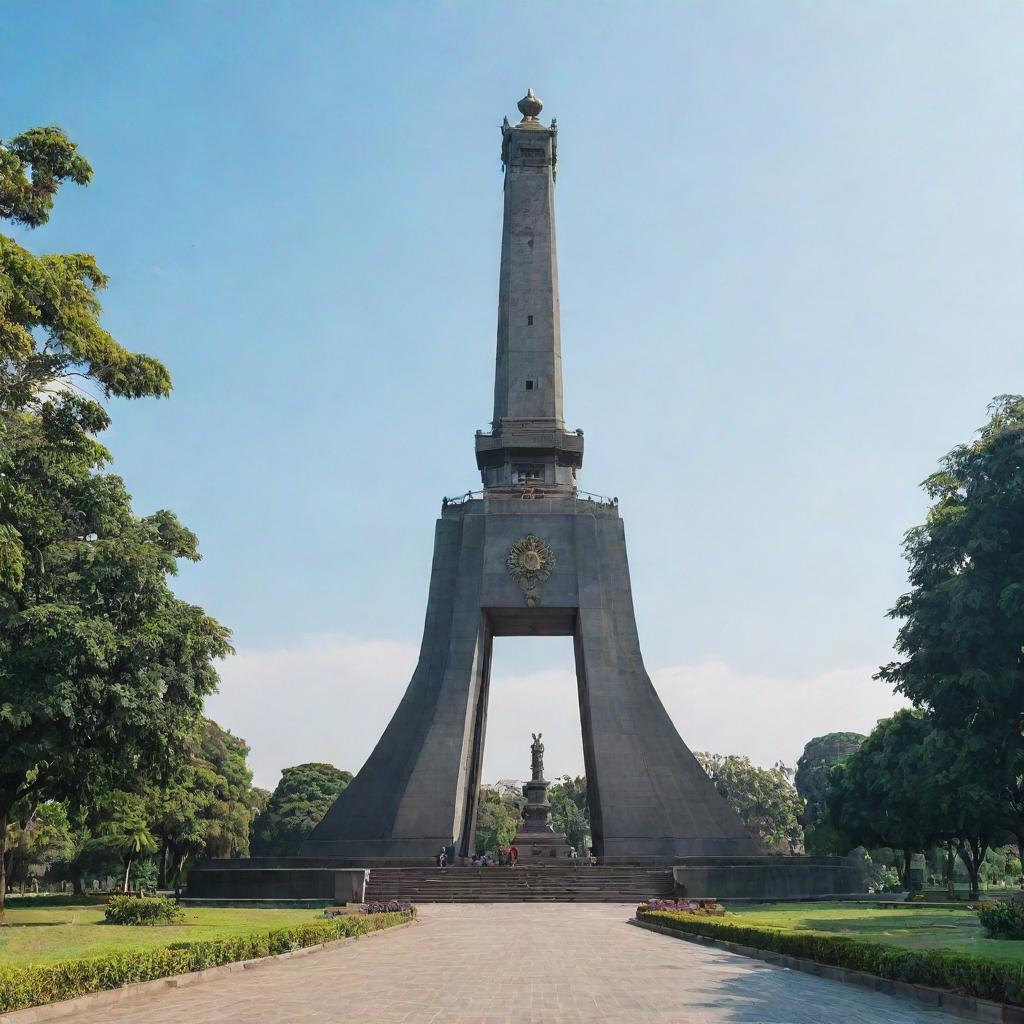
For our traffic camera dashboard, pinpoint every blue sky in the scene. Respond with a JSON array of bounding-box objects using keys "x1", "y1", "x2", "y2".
[{"x1": 6, "y1": 1, "x2": 1023, "y2": 787}]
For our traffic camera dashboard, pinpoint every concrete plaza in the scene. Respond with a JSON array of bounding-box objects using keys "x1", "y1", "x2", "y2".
[{"x1": 55, "y1": 903, "x2": 969, "y2": 1024}]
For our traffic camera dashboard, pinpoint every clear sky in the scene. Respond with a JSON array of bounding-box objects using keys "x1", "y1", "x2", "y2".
[{"x1": 6, "y1": 1, "x2": 1022, "y2": 789}]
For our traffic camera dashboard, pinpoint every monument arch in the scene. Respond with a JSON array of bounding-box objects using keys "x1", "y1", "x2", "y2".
[{"x1": 301, "y1": 90, "x2": 758, "y2": 865}]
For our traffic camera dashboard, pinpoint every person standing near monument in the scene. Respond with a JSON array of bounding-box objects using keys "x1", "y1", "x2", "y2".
[{"x1": 509, "y1": 844, "x2": 518, "y2": 867}]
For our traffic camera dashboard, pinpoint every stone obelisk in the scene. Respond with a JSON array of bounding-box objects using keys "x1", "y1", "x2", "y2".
[{"x1": 302, "y1": 90, "x2": 760, "y2": 865}]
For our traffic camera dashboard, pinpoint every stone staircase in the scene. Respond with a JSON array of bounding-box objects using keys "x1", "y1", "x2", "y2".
[{"x1": 365, "y1": 865, "x2": 674, "y2": 903}]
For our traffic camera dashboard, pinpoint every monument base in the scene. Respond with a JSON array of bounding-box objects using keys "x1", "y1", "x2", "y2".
[
  {"x1": 184, "y1": 854, "x2": 864, "y2": 904},
  {"x1": 184, "y1": 859, "x2": 369, "y2": 904},
  {"x1": 511, "y1": 830, "x2": 573, "y2": 863},
  {"x1": 671, "y1": 855, "x2": 863, "y2": 900}
]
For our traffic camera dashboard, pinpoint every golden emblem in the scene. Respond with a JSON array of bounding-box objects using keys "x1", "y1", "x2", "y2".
[{"x1": 506, "y1": 535, "x2": 555, "y2": 606}]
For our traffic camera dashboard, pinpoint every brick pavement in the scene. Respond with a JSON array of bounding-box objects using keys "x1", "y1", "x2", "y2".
[{"x1": 56, "y1": 904, "x2": 969, "y2": 1023}]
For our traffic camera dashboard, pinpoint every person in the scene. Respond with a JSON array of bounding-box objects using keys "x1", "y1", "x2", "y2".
[
  {"x1": 471, "y1": 854, "x2": 480, "y2": 866},
  {"x1": 437, "y1": 846, "x2": 448, "y2": 868},
  {"x1": 569, "y1": 846, "x2": 578, "y2": 861},
  {"x1": 509, "y1": 844, "x2": 519, "y2": 867}
]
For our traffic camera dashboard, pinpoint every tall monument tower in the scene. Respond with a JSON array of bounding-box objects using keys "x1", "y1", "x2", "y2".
[{"x1": 303, "y1": 91, "x2": 759, "y2": 864}]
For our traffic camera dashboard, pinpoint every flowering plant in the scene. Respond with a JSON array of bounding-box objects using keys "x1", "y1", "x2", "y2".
[
  {"x1": 361, "y1": 900, "x2": 413, "y2": 915},
  {"x1": 640, "y1": 898, "x2": 725, "y2": 916}
]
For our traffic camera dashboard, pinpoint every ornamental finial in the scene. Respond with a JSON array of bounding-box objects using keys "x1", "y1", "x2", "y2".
[{"x1": 517, "y1": 88, "x2": 543, "y2": 123}]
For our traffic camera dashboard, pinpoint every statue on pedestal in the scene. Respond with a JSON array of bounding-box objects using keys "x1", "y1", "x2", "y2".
[
  {"x1": 512, "y1": 731, "x2": 572, "y2": 862},
  {"x1": 530, "y1": 732, "x2": 544, "y2": 781}
]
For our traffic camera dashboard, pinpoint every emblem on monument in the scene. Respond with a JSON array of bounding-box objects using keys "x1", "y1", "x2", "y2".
[{"x1": 506, "y1": 535, "x2": 555, "y2": 606}]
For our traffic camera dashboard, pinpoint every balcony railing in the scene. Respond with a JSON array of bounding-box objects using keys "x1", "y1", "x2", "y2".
[{"x1": 441, "y1": 488, "x2": 617, "y2": 508}]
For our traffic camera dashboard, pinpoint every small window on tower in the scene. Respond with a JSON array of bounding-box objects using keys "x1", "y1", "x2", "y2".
[
  {"x1": 514, "y1": 465, "x2": 544, "y2": 484},
  {"x1": 527, "y1": 315, "x2": 534, "y2": 326},
  {"x1": 525, "y1": 379, "x2": 535, "y2": 391}
]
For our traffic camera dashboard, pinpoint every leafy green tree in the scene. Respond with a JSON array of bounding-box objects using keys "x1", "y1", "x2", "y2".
[
  {"x1": 194, "y1": 720, "x2": 257, "y2": 859},
  {"x1": 151, "y1": 719, "x2": 258, "y2": 887},
  {"x1": 250, "y1": 763, "x2": 352, "y2": 856},
  {"x1": 549, "y1": 775, "x2": 590, "y2": 852},
  {"x1": 85, "y1": 792, "x2": 158, "y2": 894},
  {"x1": 826, "y1": 711, "x2": 950, "y2": 886},
  {"x1": 795, "y1": 732, "x2": 866, "y2": 854},
  {"x1": 474, "y1": 786, "x2": 519, "y2": 855},
  {"x1": 920, "y1": 724, "x2": 1005, "y2": 898},
  {"x1": 0, "y1": 127, "x2": 230, "y2": 915},
  {"x1": 696, "y1": 753, "x2": 804, "y2": 852},
  {"x1": 3, "y1": 800, "x2": 74, "y2": 891},
  {"x1": 877, "y1": 396, "x2": 1024, "y2": 862}
]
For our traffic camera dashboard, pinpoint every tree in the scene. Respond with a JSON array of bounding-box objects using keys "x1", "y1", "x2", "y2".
[
  {"x1": 194, "y1": 720, "x2": 257, "y2": 859},
  {"x1": 878, "y1": 396, "x2": 1024, "y2": 864},
  {"x1": 0, "y1": 127, "x2": 230, "y2": 915},
  {"x1": 250, "y1": 763, "x2": 352, "y2": 856},
  {"x1": 150, "y1": 719, "x2": 258, "y2": 887},
  {"x1": 794, "y1": 732, "x2": 866, "y2": 854},
  {"x1": 826, "y1": 711, "x2": 948, "y2": 886},
  {"x1": 3, "y1": 800, "x2": 74, "y2": 891},
  {"x1": 86, "y1": 792, "x2": 158, "y2": 893},
  {"x1": 549, "y1": 775, "x2": 590, "y2": 852},
  {"x1": 474, "y1": 786, "x2": 519, "y2": 855},
  {"x1": 696, "y1": 753, "x2": 804, "y2": 852}
]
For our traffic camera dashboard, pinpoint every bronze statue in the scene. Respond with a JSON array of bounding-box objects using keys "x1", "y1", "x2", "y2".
[{"x1": 530, "y1": 732, "x2": 544, "y2": 781}]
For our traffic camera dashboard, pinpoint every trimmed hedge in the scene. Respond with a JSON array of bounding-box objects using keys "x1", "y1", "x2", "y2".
[
  {"x1": 0, "y1": 910, "x2": 414, "y2": 1013},
  {"x1": 1, "y1": 895, "x2": 103, "y2": 909},
  {"x1": 105, "y1": 895, "x2": 183, "y2": 926},
  {"x1": 636, "y1": 909, "x2": 1024, "y2": 1006}
]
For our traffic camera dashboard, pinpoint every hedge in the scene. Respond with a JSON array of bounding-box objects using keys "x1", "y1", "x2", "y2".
[
  {"x1": 0, "y1": 909, "x2": 414, "y2": 1014},
  {"x1": 636, "y1": 909, "x2": 1024, "y2": 1006}
]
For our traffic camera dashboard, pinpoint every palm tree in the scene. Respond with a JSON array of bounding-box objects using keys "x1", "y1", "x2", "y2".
[{"x1": 86, "y1": 794, "x2": 158, "y2": 893}]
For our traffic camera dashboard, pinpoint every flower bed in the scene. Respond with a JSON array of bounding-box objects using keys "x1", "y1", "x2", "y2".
[
  {"x1": 361, "y1": 900, "x2": 413, "y2": 915},
  {"x1": 641, "y1": 898, "x2": 725, "y2": 916},
  {"x1": 635, "y1": 908, "x2": 1024, "y2": 1006},
  {"x1": 0, "y1": 909, "x2": 415, "y2": 1014}
]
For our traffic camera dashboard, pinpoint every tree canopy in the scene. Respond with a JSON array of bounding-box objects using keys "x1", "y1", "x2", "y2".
[
  {"x1": 549, "y1": 775, "x2": 589, "y2": 852},
  {"x1": 0, "y1": 127, "x2": 229, "y2": 914},
  {"x1": 696, "y1": 753, "x2": 804, "y2": 852},
  {"x1": 474, "y1": 786, "x2": 519, "y2": 856},
  {"x1": 250, "y1": 763, "x2": 352, "y2": 856},
  {"x1": 872, "y1": 396, "x2": 1024, "y2": 894}
]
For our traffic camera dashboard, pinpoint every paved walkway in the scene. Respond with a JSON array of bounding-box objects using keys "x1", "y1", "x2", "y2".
[{"x1": 61, "y1": 904, "x2": 968, "y2": 1023}]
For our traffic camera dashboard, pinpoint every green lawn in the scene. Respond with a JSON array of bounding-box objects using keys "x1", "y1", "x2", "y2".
[
  {"x1": 0, "y1": 903, "x2": 326, "y2": 966},
  {"x1": 731, "y1": 902, "x2": 1024, "y2": 961}
]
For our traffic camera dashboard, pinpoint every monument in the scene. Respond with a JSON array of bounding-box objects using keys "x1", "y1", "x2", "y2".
[
  {"x1": 510, "y1": 734, "x2": 572, "y2": 862},
  {"x1": 301, "y1": 88, "x2": 760, "y2": 866},
  {"x1": 187, "y1": 91, "x2": 862, "y2": 901}
]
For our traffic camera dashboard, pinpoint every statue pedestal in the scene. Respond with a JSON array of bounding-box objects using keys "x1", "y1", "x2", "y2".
[{"x1": 512, "y1": 777, "x2": 572, "y2": 863}]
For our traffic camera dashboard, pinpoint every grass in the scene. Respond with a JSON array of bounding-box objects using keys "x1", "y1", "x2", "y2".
[
  {"x1": 730, "y1": 902, "x2": 1024, "y2": 961},
  {"x1": 0, "y1": 902, "x2": 326, "y2": 966}
]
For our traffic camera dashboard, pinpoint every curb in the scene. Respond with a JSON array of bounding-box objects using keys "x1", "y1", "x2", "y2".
[
  {"x1": 630, "y1": 917, "x2": 1018, "y2": 1023},
  {"x1": 0, "y1": 918, "x2": 419, "y2": 1023}
]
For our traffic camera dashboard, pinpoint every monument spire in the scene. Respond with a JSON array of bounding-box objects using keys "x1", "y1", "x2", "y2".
[{"x1": 475, "y1": 89, "x2": 584, "y2": 493}]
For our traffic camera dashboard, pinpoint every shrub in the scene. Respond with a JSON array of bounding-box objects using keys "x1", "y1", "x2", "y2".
[
  {"x1": 979, "y1": 900, "x2": 1024, "y2": 939},
  {"x1": 0, "y1": 909, "x2": 414, "y2": 1013},
  {"x1": 636, "y1": 909, "x2": 1024, "y2": 1006},
  {"x1": 105, "y1": 896, "x2": 183, "y2": 926}
]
